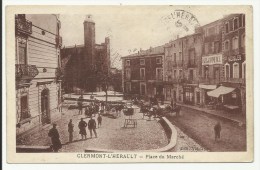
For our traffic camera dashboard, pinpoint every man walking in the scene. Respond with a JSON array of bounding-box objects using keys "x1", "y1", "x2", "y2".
[
  {"x1": 48, "y1": 123, "x2": 62, "y2": 152},
  {"x1": 97, "y1": 114, "x2": 102, "y2": 128},
  {"x1": 68, "y1": 119, "x2": 74, "y2": 143},
  {"x1": 78, "y1": 96, "x2": 83, "y2": 115},
  {"x1": 78, "y1": 118, "x2": 87, "y2": 140},
  {"x1": 88, "y1": 116, "x2": 97, "y2": 138},
  {"x1": 214, "y1": 121, "x2": 222, "y2": 141}
]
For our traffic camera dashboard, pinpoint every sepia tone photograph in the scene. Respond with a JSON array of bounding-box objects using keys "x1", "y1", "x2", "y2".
[{"x1": 6, "y1": 5, "x2": 253, "y2": 163}]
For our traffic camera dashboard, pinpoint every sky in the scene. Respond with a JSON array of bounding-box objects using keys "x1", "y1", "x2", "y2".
[{"x1": 59, "y1": 6, "x2": 244, "y2": 69}]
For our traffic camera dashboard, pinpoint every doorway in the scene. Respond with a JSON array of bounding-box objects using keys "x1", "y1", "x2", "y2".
[{"x1": 41, "y1": 88, "x2": 50, "y2": 125}]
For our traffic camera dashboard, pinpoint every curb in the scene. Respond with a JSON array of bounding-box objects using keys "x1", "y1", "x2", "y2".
[
  {"x1": 84, "y1": 116, "x2": 177, "y2": 152},
  {"x1": 178, "y1": 104, "x2": 245, "y2": 126}
]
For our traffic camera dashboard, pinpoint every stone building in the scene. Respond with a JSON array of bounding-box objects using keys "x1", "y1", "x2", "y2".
[
  {"x1": 197, "y1": 19, "x2": 224, "y2": 105},
  {"x1": 163, "y1": 38, "x2": 184, "y2": 102},
  {"x1": 220, "y1": 14, "x2": 246, "y2": 114},
  {"x1": 122, "y1": 46, "x2": 165, "y2": 99},
  {"x1": 15, "y1": 14, "x2": 62, "y2": 135},
  {"x1": 61, "y1": 15, "x2": 110, "y2": 93}
]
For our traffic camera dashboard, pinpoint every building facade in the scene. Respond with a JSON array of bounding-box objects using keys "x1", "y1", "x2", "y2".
[
  {"x1": 121, "y1": 13, "x2": 246, "y2": 115},
  {"x1": 122, "y1": 46, "x2": 165, "y2": 99},
  {"x1": 221, "y1": 14, "x2": 246, "y2": 114},
  {"x1": 61, "y1": 15, "x2": 110, "y2": 93},
  {"x1": 198, "y1": 19, "x2": 224, "y2": 105},
  {"x1": 15, "y1": 14, "x2": 62, "y2": 135}
]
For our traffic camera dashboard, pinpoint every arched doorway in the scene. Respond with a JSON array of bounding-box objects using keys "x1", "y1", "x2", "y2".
[{"x1": 41, "y1": 88, "x2": 50, "y2": 125}]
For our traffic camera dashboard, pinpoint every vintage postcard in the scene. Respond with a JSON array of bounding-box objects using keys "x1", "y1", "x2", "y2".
[{"x1": 6, "y1": 5, "x2": 253, "y2": 163}]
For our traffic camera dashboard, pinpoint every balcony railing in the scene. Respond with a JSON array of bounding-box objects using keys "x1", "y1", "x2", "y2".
[
  {"x1": 15, "y1": 18, "x2": 32, "y2": 35},
  {"x1": 164, "y1": 77, "x2": 185, "y2": 84},
  {"x1": 16, "y1": 64, "x2": 39, "y2": 80},
  {"x1": 222, "y1": 77, "x2": 245, "y2": 85},
  {"x1": 56, "y1": 36, "x2": 62, "y2": 48},
  {"x1": 199, "y1": 77, "x2": 220, "y2": 85}
]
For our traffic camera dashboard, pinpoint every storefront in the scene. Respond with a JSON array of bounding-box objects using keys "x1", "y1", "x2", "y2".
[
  {"x1": 183, "y1": 85, "x2": 196, "y2": 105},
  {"x1": 207, "y1": 85, "x2": 241, "y2": 112},
  {"x1": 199, "y1": 84, "x2": 217, "y2": 105}
]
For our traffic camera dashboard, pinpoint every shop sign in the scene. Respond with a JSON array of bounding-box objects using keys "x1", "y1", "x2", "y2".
[
  {"x1": 228, "y1": 55, "x2": 242, "y2": 62},
  {"x1": 202, "y1": 54, "x2": 222, "y2": 65}
]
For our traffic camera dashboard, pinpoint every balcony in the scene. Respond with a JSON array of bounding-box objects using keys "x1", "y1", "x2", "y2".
[
  {"x1": 199, "y1": 77, "x2": 220, "y2": 85},
  {"x1": 15, "y1": 18, "x2": 32, "y2": 35},
  {"x1": 16, "y1": 64, "x2": 39, "y2": 80},
  {"x1": 164, "y1": 77, "x2": 185, "y2": 84},
  {"x1": 222, "y1": 77, "x2": 245, "y2": 85},
  {"x1": 56, "y1": 36, "x2": 62, "y2": 48}
]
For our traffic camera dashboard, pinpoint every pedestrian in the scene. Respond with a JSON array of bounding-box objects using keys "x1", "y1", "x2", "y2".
[
  {"x1": 171, "y1": 98, "x2": 174, "y2": 109},
  {"x1": 214, "y1": 121, "x2": 222, "y2": 141},
  {"x1": 88, "y1": 116, "x2": 97, "y2": 138},
  {"x1": 78, "y1": 118, "x2": 87, "y2": 140},
  {"x1": 84, "y1": 107, "x2": 89, "y2": 117},
  {"x1": 97, "y1": 114, "x2": 102, "y2": 128},
  {"x1": 68, "y1": 119, "x2": 74, "y2": 143},
  {"x1": 48, "y1": 123, "x2": 62, "y2": 152},
  {"x1": 78, "y1": 97, "x2": 83, "y2": 115}
]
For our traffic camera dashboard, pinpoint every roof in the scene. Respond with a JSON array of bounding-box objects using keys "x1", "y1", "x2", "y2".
[{"x1": 122, "y1": 45, "x2": 166, "y2": 58}]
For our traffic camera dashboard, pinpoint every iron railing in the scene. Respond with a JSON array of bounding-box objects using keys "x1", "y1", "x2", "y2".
[
  {"x1": 16, "y1": 64, "x2": 39, "y2": 80},
  {"x1": 15, "y1": 18, "x2": 32, "y2": 35}
]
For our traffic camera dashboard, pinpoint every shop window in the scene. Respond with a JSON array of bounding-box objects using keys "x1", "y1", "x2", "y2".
[
  {"x1": 242, "y1": 61, "x2": 246, "y2": 79},
  {"x1": 232, "y1": 36, "x2": 239, "y2": 50},
  {"x1": 140, "y1": 59, "x2": 145, "y2": 65},
  {"x1": 225, "y1": 63, "x2": 230, "y2": 78},
  {"x1": 233, "y1": 62, "x2": 239, "y2": 78}
]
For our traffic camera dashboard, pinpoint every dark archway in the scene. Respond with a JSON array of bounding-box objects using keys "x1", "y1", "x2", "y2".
[{"x1": 41, "y1": 88, "x2": 50, "y2": 125}]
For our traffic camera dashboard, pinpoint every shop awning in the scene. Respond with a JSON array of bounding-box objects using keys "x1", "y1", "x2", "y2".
[
  {"x1": 207, "y1": 86, "x2": 235, "y2": 98},
  {"x1": 199, "y1": 84, "x2": 217, "y2": 90}
]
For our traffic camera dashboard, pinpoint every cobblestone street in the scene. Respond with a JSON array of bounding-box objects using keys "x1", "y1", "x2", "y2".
[
  {"x1": 17, "y1": 102, "x2": 207, "y2": 152},
  {"x1": 17, "y1": 105, "x2": 169, "y2": 152}
]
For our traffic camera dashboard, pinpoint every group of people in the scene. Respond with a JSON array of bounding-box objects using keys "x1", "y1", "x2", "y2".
[{"x1": 48, "y1": 115, "x2": 103, "y2": 152}]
